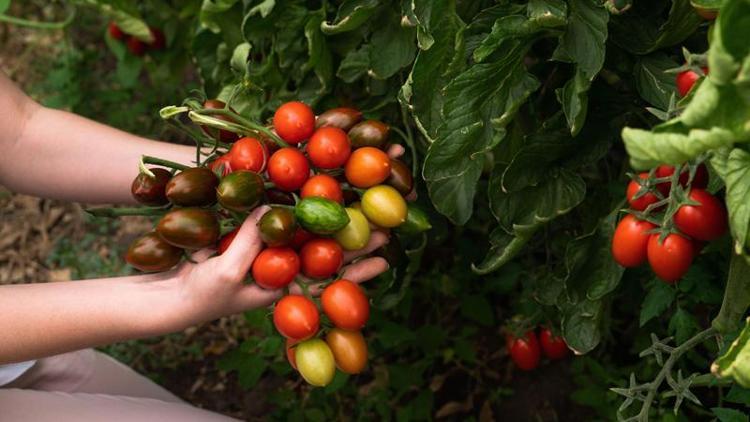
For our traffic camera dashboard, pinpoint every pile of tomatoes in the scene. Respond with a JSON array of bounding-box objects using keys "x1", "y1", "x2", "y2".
[
  {"x1": 108, "y1": 22, "x2": 166, "y2": 57},
  {"x1": 612, "y1": 163, "x2": 728, "y2": 284},
  {"x1": 121, "y1": 100, "x2": 428, "y2": 387},
  {"x1": 507, "y1": 327, "x2": 569, "y2": 371}
]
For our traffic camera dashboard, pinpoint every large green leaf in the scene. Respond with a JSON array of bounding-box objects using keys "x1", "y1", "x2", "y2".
[
  {"x1": 368, "y1": 10, "x2": 417, "y2": 79},
  {"x1": 320, "y1": 0, "x2": 379, "y2": 34},
  {"x1": 622, "y1": 126, "x2": 736, "y2": 169},
  {"x1": 713, "y1": 317, "x2": 750, "y2": 388},
  {"x1": 610, "y1": 0, "x2": 702, "y2": 55},
  {"x1": 717, "y1": 148, "x2": 750, "y2": 252},
  {"x1": 634, "y1": 53, "x2": 680, "y2": 110}
]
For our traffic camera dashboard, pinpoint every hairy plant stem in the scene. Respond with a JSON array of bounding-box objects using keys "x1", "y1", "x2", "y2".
[
  {"x1": 712, "y1": 253, "x2": 750, "y2": 334},
  {"x1": 142, "y1": 155, "x2": 190, "y2": 171},
  {"x1": 637, "y1": 327, "x2": 717, "y2": 421}
]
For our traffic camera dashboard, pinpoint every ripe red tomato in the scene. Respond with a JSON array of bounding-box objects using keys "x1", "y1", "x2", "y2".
[
  {"x1": 273, "y1": 101, "x2": 315, "y2": 143},
  {"x1": 209, "y1": 154, "x2": 233, "y2": 177},
  {"x1": 539, "y1": 328, "x2": 569, "y2": 360},
  {"x1": 286, "y1": 338, "x2": 299, "y2": 369},
  {"x1": 108, "y1": 22, "x2": 125, "y2": 40},
  {"x1": 149, "y1": 27, "x2": 166, "y2": 50},
  {"x1": 273, "y1": 295, "x2": 319, "y2": 340},
  {"x1": 290, "y1": 228, "x2": 314, "y2": 250},
  {"x1": 126, "y1": 36, "x2": 147, "y2": 56},
  {"x1": 217, "y1": 228, "x2": 239, "y2": 255},
  {"x1": 626, "y1": 173, "x2": 659, "y2": 211},
  {"x1": 507, "y1": 331, "x2": 541, "y2": 371},
  {"x1": 674, "y1": 189, "x2": 727, "y2": 241},
  {"x1": 300, "y1": 238, "x2": 343, "y2": 279},
  {"x1": 647, "y1": 233, "x2": 695, "y2": 284},
  {"x1": 229, "y1": 137, "x2": 267, "y2": 173},
  {"x1": 252, "y1": 247, "x2": 300, "y2": 289},
  {"x1": 344, "y1": 147, "x2": 391, "y2": 188},
  {"x1": 307, "y1": 127, "x2": 351, "y2": 169},
  {"x1": 301, "y1": 174, "x2": 344, "y2": 203},
  {"x1": 655, "y1": 163, "x2": 708, "y2": 194},
  {"x1": 268, "y1": 147, "x2": 310, "y2": 191},
  {"x1": 676, "y1": 67, "x2": 708, "y2": 98},
  {"x1": 612, "y1": 214, "x2": 656, "y2": 267},
  {"x1": 321, "y1": 280, "x2": 370, "y2": 330}
]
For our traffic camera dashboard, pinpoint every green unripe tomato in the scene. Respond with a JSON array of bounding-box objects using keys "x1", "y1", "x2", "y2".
[
  {"x1": 361, "y1": 185, "x2": 407, "y2": 228},
  {"x1": 295, "y1": 197, "x2": 350, "y2": 235},
  {"x1": 295, "y1": 338, "x2": 336, "y2": 387},
  {"x1": 395, "y1": 204, "x2": 432, "y2": 236},
  {"x1": 334, "y1": 208, "x2": 371, "y2": 251}
]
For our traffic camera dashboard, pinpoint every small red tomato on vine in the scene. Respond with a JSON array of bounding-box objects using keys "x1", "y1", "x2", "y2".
[
  {"x1": 209, "y1": 154, "x2": 233, "y2": 177},
  {"x1": 149, "y1": 27, "x2": 166, "y2": 50},
  {"x1": 647, "y1": 233, "x2": 695, "y2": 284},
  {"x1": 345, "y1": 147, "x2": 391, "y2": 188},
  {"x1": 321, "y1": 280, "x2": 370, "y2": 331},
  {"x1": 108, "y1": 22, "x2": 125, "y2": 40},
  {"x1": 301, "y1": 174, "x2": 344, "y2": 203},
  {"x1": 655, "y1": 163, "x2": 708, "y2": 194},
  {"x1": 252, "y1": 247, "x2": 300, "y2": 289},
  {"x1": 300, "y1": 238, "x2": 343, "y2": 279},
  {"x1": 674, "y1": 189, "x2": 727, "y2": 241},
  {"x1": 539, "y1": 328, "x2": 569, "y2": 360},
  {"x1": 507, "y1": 331, "x2": 541, "y2": 371},
  {"x1": 229, "y1": 137, "x2": 267, "y2": 173},
  {"x1": 126, "y1": 36, "x2": 147, "y2": 56},
  {"x1": 268, "y1": 147, "x2": 310, "y2": 191},
  {"x1": 612, "y1": 214, "x2": 656, "y2": 268},
  {"x1": 273, "y1": 295, "x2": 320, "y2": 340},
  {"x1": 217, "y1": 228, "x2": 239, "y2": 255},
  {"x1": 676, "y1": 67, "x2": 708, "y2": 98},
  {"x1": 307, "y1": 127, "x2": 351, "y2": 169},
  {"x1": 626, "y1": 173, "x2": 660, "y2": 211},
  {"x1": 273, "y1": 101, "x2": 315, "y2": 143}
]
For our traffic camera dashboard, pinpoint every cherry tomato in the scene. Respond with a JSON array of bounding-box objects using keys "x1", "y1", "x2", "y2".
[
  {"x1": 674, "y1": 189, "x2": 727, "y2": 241},
  {"x1": 307, "y1": 127, "x2": 351, "y2": 169},
  {"x1": 216, "y1": 170, "x2": 265, "y2": 212},
  {"x1": 126, "y1": 232, "x2": 183, "y2": 272},
  {"x1": 361, "y1": 185, "x2": 407, "y2": 228},
  {"x1": 295, "y1": 338, "x2": 335, "y2": 387},
  {"x1": 507, "y1": 331, "x2": 541, "y2": 371},
  {"x1": 345, "y1": 147, "x2": 391, "y2": 188},
  {"x1": 676, "y1": 67, "x2": 708, "y2": 98},
  {"x1": 326, "y1": 328, "x2": 367, "y2": 374},
  {"x1": 209, "y1": 154, "x2": 233, "y2": 177},
  {"x1": 300, "y1": 174, "x2": 344, "y2": 203},
  {"x1": 229, "y1": 137, "x2": 267, "y2": 173},
  {"x1": 655, "y1": 163, "x2": 708, "y2": 194},
  {"x1": 612, "y1": 214, "x2": 657, "y2": 267},
  {"x1": 252, "y1": 247, "x2": 300, "y2": 289},
  {"x1": 273, "y1": 101, "x2": 315, "y2": 143},
  {"x1": 290, "y1": 227, "x2": 314, "y2": 250},
  {"x1": 202, "y1": 100, "x2": 239, "y2": 142},
  {"x1": 273, "y1": 295, "x2": 319, "y2": 340},
  {"x1": 316, "y1": 107, "x2": 362, "y2": 131},
  {"x1": 300, "y1": 238, "x2": 343, "y2": 279},
  {"x1": 149, "y1": 27, "x2": 166, "y2": 50},
  {"x1": 334, "y1": 208, "x2": 371, "y2": 251},
  {"x1": 321, "y1": 279, "x2": 369, "y2": 330},
  {"x1": 647, "y1": 233, "x2": 694, "y2": 284},
  {"x1": 157, "y1": 208, "x2": 220, "y2": 249},
  {"x1": 268, "y1": 147, "x2": 310, "y2": 191},
  {"x1": 108, "y1": 22, "x2": 125, "y2": 40},
  {"x1": 265, "y1": 188, "x2": 296, "y2": 206},
  {"x1": 126, "y1": 36, "x2": 147, "y2": 56},
  {"x1": 217, "y1": 228, "x2": 239, "y2": 255},
  {"x1": 348, "y1": 120, "x2": 390, "y2": 148},
  {"x1": 539, "y1": 328, "x2": 569, "y2": 360},
  {"x1": 131, "y1": 168, "x2": 171, "y2": 206},
  {"x1": 286, "y1": 338, "x2": 299, "y2": 369},
  {"x1": 259, "y1": 207, "x2": 297, "y2": 247},
  {"x1": 626, "y1": 173, "x2": 659, "y2": 211},
  {"x1": 165, "y1": 167, "x2": 219, "y2": 207},
  {"x1": 387, "y1": 158, "x2": 414, "y2": 196}
]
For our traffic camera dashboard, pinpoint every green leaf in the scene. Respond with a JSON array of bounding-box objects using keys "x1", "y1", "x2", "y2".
[
  {"x1": 230, "y1": 42, "x2": 250, "y2": 74},
  {"x1": 337, "y1": 45, "x2": 370, "y2": 82},
  {"x1": 726, "y1": 385, "x2": 750, "y2": 405},
  {"x1": 718, "y1": 148, "x2": 750, "y2": 252},
  {"x1": 460, "y1": 294, "x2": 495, "y2": 326},
  {"x1": 712, "y1": 317, "x2": 750, "y2": 388},
  {"x1": 634, "y1": 53, "x2": 680, "y2": 110},
  {"x1": 622, "y1": 126, "x2": 736, "y2": 170},
  {"x1": 304, "y1": 11, "x2": 333, "y2": 95},
  {"x1": 200, "y1": 0, "x2": 241, "y2": 34},
  {"x1": 640, "y1": 281, "x2": 677, "y2": 326},
  {"x1": 712, "y1": 407, "x2": 750, "y2": 422},
  {"x1": 561, "y1": 298, "x2": 603, "y2": 354},
  {"x1": 116, "y1": 53, "x2": 143, "y2": 88},
  {"x1": 610, "y1": 0, "x2": 702, "y2": 55},
  {"x1": 248, "y1": 0, "x2": 276, "y2": 18},
  {"x1": 707, "y1": 0, "x2": 750, "y2": 85},
  {"x1": 0, "y1": 0, "x2": 10, "y2": 14},
  {"x1": 320, "y1": 0, "x2": 379, "y2": 35},
  {"x1": 472, "y1": 227, "x2": 534, "y2": 275},
  {"x1": 692, "y1": 0, "x2": 723, "y2": 10},
  {"x1": 551, "y1": 0, "x2": 608, "y2": 135},
  {"x1": 369, "y1": 10, "x2": 417, "y2": 79},
  {"x1": 668, "y1": 307, "x2": 699, "y2": 344}
]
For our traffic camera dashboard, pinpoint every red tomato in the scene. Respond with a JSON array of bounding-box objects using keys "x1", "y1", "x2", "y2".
[
  {"x1": 229, "y1": 137, "x2": 267, "y2": 173},
  {"x1": 647, "y1": 233, "x2": 694, "y2": 284},
  {"x1": 674, "y1": 189, "x2": 727, "y2": 241},
  {"x1": 321, "y1": 280, "x2": 370, "y2": 330},
  {"x1": 126, "y1": 36, "x2": 147, "y2": 56},
  {"x1": 301, "y1": 174, "x2": 344, "y2": 203},
  {"x1": 268, "y1": 147, "x2": 310, "y2": 191},
  {"x1": 626, "y1": 173, "x2": 660, "y2": 211},
  {"x1": 286, "y1": 338, "x2": 299, "y2": 369},
  {"x1": 539, "y1": 328, "x2": 569, "y2": 360},
  {"x1": 507, "y1": 331, "x2": 541, "y2": 371},
  {"x1": 217, "y1": 228, "x2": 239, "y2": 255},
  {"x1": 108, "y1": 22, "x2": 125, "y2": 40},
  {"x1": 612, "y1": 214, "x2": 656, "y2": 267},
  {"x1": 209, "y1": 154, "x2": 233, "y2": 177},
  {"x1": 300, "y1": 238, "x2": 343, "y2": 279},
  {"x1": 149, "y1": 27, "x2": 166, "y2": 50},
  {"x1": 655, "y1": 163, "x2": 708, "y2": 194},
  {"x1": 273, "y1": 295, "x2": 319, "y2": 340},
  {"x1": 290, "y1": 228, "x2": 314, "y2": 250},
  {"x1": 251, "y1": 247, "x2": 300, "y2": 289},
  {"x1": 273, "y1": 101, "x2": 315, "y2": 143},
  {"x1": 307, "y1": 127, "x2": 351, "y2": 169},
  {"x1": 676, "y1": 67, "x2": 708, "y2": 98},
  {"x1": 344, "y1": 147, "x2": 391, "y2": 188}
]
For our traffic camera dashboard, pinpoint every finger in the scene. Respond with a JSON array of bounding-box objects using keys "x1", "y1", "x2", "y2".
[
  {"x1": 189, "y1": 248, "x2": 215, "y2": 263},
  {"x1": 221, "y1": 205, "x2": 270, "y2": 270},
  {"x1": 343, "y1": 231, "x2": 389, "y2": 263},
  {"x1": 341, "y1": 257, "x2": 389, "y2": 283},
  {"x1": 387, "y1": 144, "x2": 405, "y2": 159},
  {"x1": 234, "y1": 283, "x2": 283, "y2": 310}
]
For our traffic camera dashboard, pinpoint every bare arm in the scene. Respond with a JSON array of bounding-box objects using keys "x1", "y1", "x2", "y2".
[{"x1": 0, "y1": 72, "x2": 195, "y2": 204}]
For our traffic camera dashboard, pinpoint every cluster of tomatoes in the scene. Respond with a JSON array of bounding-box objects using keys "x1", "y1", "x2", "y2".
[
  {"x1": 108, "y1": 22, "x2": 166, "y2": 57},
  {"x1": 506, "y1": 327, "x2": 569, "y2": 371},
  {"x1": 123, "y1": 100, "x2": 426, "y2": 387},
  {"x1": 612, "y1": 163, "x2": 728, "y2": 283}
]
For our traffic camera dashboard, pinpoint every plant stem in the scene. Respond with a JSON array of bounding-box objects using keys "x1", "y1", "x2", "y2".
[
  {"x1": 712, "y1": 254, "x2": 750, "y2": 334},
  {"x1": 86, "y1": 206, "x2": 169, "y2": 218},
  {"x1": 142, "y1": 155, "x2": 190, "y2": 171},
  {"x1": 637, "y1": 327, "x2": 717, "y2": 421},
  {"x1": 0, "y1": 9, "x2": 76, "y2": 29},
  {"x1": 195, "y1": 109, "x2": 290, "y2": 148}
]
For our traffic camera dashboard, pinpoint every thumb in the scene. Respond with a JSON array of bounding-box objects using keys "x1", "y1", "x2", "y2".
[{"x1": 220, "y1": 205, "x2": 270, "y2": 272}]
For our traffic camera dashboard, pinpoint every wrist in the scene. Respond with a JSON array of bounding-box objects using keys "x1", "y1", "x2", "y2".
[{"x1": 133, "y1": 274, "x2": 197, "y2": 336}]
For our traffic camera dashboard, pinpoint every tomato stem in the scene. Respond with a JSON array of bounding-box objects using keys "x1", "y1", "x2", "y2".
[
  {"x1": 142, "y1": 155, "x2": 190, "y2": 171},
  {"x1": 712, "y1": 254, "x2": 750, "y2": 334},
  {"x1": 194, "y1": 109, "x2": 290, "y2": 148},
  {"x1": 86, "y1": 206, "x2": 169, "y2": 218}
]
